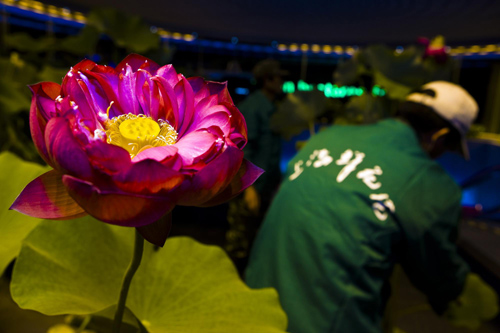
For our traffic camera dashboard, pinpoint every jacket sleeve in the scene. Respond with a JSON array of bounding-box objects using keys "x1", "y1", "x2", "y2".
[{"x1": 396, "y1": 164, "x2": 469, "y2": 314}]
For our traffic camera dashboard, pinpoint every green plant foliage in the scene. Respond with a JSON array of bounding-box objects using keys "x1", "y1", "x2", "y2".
[
  {"x1": 4, "y1": 33, "x2": 56, "y2": 53},
  {"x1": 0, "y1": 55, "x2": 37, "y2": 114},
  {"x1": 343, "y1": 93, "x2": 393, "y2": 124},
  {"x1": 272, "y1": 91, "x2": 329, "y2": 139},
  {"x1": 11, "y1": 218, "x2": 287, "y2": 332},
  {"x1": 372, "y1": 70, "x2": 412, "y2": 100},
  {"x1": 57, "y1": 26, "x2": 101, "y2": 56},
  {"x1": 38, "y1": 66, "x2": 70, "y2": 84},
  {"x1": 0, "y1": 152, "x2": 49, "y2": 274},
  {"x1": 86, "y1": 8, "x2": 160, "y2": 54}
]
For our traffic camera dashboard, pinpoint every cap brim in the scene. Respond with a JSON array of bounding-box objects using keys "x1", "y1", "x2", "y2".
[{"x1": 458, "y1": 138, "x2": 470, "y2": 160}]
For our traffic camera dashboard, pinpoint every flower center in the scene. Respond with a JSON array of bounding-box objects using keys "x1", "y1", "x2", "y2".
[
  {"x1": 105, "y1": 113, "x2": 177, "y2": 158},
  {"x1": 119, "y1": 117, "x2": 160, "y2": 141}
]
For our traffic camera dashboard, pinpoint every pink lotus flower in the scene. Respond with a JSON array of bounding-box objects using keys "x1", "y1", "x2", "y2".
[{"x1": 11, "y1": 54, "x2": 263, "y2": 245}]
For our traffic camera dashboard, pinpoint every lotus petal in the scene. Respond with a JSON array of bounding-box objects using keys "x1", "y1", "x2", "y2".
[
  {"x1": 114, "y1": 158, "x2": 184, "y2": 194},
  {"x1": 117, "y1": 54, "x2": 159, "y2": 74},
  {"x1": 45, "y1": 117, "x2": 93, "y2": 179},
  {"x1": 174, "y1": 131, "x2": 218, "y2": 166},
  {"x1": 63, "y1": 175, "x2": 175, "y2": 227},
  {"x1": 29, "y1": 83, "x2": 60, "y2": 165},
  {"x1": 10, "y1": 170, "x2": 86, "y2": 219},
  {"x1": 201, "y1": 159, "x2": 264, "y2": 207},
  {"x1": 175, "y1": 146, "x2": 244, "y2": 206}
]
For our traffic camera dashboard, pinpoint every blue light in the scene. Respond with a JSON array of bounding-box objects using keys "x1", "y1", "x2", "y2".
[
  {"x1": 231, "y1": 37, "x2": 238, "y2": 45},
  {"x1": 235, "y1": 87, "x2": 249, "y2": 95}
]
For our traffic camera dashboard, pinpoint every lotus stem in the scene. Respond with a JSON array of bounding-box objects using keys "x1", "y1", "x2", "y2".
[{"x1": 112, "y1": 229, "x2": 144, "y2": 333}]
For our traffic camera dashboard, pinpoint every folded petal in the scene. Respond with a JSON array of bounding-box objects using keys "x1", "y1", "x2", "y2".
[
  {"x1": 133, "y1": 145, "x2": 180, "y2": 166},
  {"x1": 174, "y1": 76, "x2": 195, "y2": 136},
  {"x1": 136, "y1": 212, "x2": 172, "y2": 247},
  {"x1": 186, "y1": 100, "x2": 228, "y2": 135},
  {"x1": 174, "y1": 131, "x2": 218, "y2": 166},
  {"x1": 29, "y1": 82, "x2": 61, "y2": 165},
  {"x1": 118, "y1": 64, "x2": 142, "y2": 115},
  {"x1": 175, "y1": 145, "x2": 244, "y2": 206},
  {"x1": 63, "y1": 175, "x2": 175, "y2": 227},
  {"x1": 187, "y1": 111, "x2": 231, "y2": 137},
  {"x1": 85, "y1": 140, "x2": 131, "y2": 174},
  {"x1": 116, "y1": 54, "x2": 159, "y2": 74},
  {"x1": 61, "y1": 74, "x2": 99, "y2": 129},
  {"x1": 225, "y1": 103, "x2": 248, "y2": 144},
  {"x1": 29, "y1": 82, "x2": 60, "y2": 119},
  {"x1": 156, "y1": 64, "x2": 179, "y2": 87},
  {"x1": 200, "y1": 159, "x2": 264, "y2": 207},
  {"x1": 135, "y1": 69, "x2": 157, "y2": 118},
  {"x1": 114, "y1": 158, "x2": 184, "y2": 194},
  {"x1": 207, "y1": 81, "x2": 234, "y2": 105},
  {"x1": 151, "y1": 76, "x2": 179, "y2": 128},
  {"x1": 83, "y1": 70, "x2": 122, "y2": 118},
  {"x1": 10, "y1": 170, "x2": 86, "y2": 219},
  {"x1": 45, "y1": 117, "x2": 93, "y2": 179},
  {"x1": 188, "y1": 76, "x2": 210, "y2": 105},
  {"x1": 76, "y1": 71, "x2": 114, "y2": 123},
  {"x1": 69, "y1": 59, "x2": 98, "y2": 72}
]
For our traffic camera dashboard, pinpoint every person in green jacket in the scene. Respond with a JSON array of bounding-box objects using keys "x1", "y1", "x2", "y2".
[{"x1": 245, "y1": 81, "x2": 498, "y2": 332}]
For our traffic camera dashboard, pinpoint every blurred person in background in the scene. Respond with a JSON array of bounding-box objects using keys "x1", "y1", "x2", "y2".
[
  {"x1": 246, "y1": 81, "x2": 498, "y2": 333},
  {"x1": 225, "y1": 59, "x2": 288, "y2": 267},
  {"x1": 240, "y1": 59, "x2": 288, "y2": 214}
]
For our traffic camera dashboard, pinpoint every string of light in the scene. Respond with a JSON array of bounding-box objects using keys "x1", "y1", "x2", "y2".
[{"x1": 1, "y1": 0, "x2": 499, "y2": 58}]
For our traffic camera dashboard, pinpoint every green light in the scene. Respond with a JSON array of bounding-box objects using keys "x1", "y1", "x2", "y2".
[
  {"x1": 337, "y1": 86, "x2": 347, "y2": 98},
  {"x1": 283, "y1": 81, "x2": 296, "y2": 94},
  {"x1": 324, "y1": 83, "x2": 333, "y2": 98},
  {"x1": 281, "y1": 81, "x2": 386, "y2": 99},
  {"x1": 298, "y1": 80, "x2": 314, "y2": 91},
  {"x1": 371, "y1": 85, "x2": 386, "y2": 97}
]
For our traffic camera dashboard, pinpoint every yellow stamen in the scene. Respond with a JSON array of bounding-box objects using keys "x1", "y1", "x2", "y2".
[
  {"x1": 106, "y1": 101, "x2": 114, "y2": 119},
  {"x1": 105, "y1": 113, "x2": 177, "y2": 158}
]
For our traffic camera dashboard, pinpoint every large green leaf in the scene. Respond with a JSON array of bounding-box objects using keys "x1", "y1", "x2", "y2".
[
  {"x1": 11, "y1": 218, "x2": 287, "y2": 332},
  {"x1": 0, "y1": 152, "x2": 49, "y2": 274}
]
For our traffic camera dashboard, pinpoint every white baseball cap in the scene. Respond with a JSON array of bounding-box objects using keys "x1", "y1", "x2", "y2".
[{"x1": 405, "y1": 81, "x2": 478, "y2": 159}]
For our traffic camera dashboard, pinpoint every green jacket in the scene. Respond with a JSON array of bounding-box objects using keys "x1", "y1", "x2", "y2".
[
  {"x1": 239, "y1": 90, "x2": 282, "y2": 197},
  {"x1": 246, "y1": 119, "x2": 469, "y2": 333}
]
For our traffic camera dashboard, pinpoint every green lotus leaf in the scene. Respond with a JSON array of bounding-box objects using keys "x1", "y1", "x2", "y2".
[
  {"x1": 11, "y1": 218, "x2": 287, "y2": 332},
  {"x1": 0, "y1": 152, "x2": 49, "y2": 274}
]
